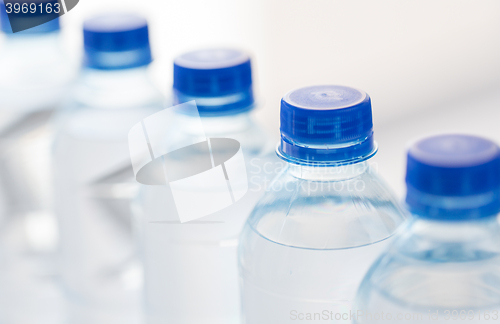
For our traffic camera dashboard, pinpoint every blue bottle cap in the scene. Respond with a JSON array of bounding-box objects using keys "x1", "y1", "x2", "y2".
[
  {"x1": 173, "y1": 48, "x2": 254, "y2": 116},
  {"x1": 83, "y1": 14, "x2": 152, "y2": 70},
  {"x1": 0, "y1": 0, "x2": 60, "y2": 34},
  {"x1": 406, "y1": 134, "x2": 500, "y2": 220},
  {"x1": 278, "y1": 85, "x2": 377, "y2": 165}
]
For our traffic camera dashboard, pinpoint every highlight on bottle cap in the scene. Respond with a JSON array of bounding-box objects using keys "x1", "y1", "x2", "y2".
[
  {"x1": 173, "y1": 48, "x2": 254, "y2": 116},
  {"x1": 83, "y1": 13, "x2": 152, "y2": 70},
  {"x1": 406, "y1": 134, "x2": 500, "y2": 219},
  {"x1": 278, "y1": 85, "x2": 377, "y2": 165}
]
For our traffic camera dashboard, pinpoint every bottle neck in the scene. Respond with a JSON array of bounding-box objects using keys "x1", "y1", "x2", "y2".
[
  {"x1": 81, "y1": 65, "x2": 150, "y2": 86},
  {"x1": 279, "y1": 133, "x2": 377, "y2": 165},
  {"x1": 287, "y1": 160, "x2": 369, "y2": 181},
  {"x1": 73, "y1": 65, "x2": 162, "y2": 110},
  {"x1": 2, "y1": 31, "x2": 60, "y2": 47},
  {"x1": 175, "y1": 111, "x2": 254, "y2": 136}
]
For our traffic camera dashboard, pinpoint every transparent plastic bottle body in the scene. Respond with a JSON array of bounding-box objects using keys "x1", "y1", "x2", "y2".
[
  {"x1": 354, "y1": 216, "x2": 500, "y2": 324},
  {"x1": 133, "y1": 111, "x2": 276, "y2": 324},
  {"x1": 0, "y1": 32, "x2": 74, "y2": 324},
  {"x1": 0, "y1": 32, "x2": 73, "y2": 216},
  {"x1": 239, "y1": 162, "x2": 407, "y2": 324},
  {"x1": 53, "y1": 67, "x2": 164, "y2": 324}
]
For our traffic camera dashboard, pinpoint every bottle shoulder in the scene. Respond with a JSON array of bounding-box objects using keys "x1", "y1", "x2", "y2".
[
  {"x1": 395, "y1": 217, "x2": 500, "y2": 258},
  {"x1": 54, "y1": 70, "x2": 165, "y2": 141},
  {"x1": 0, "y1": 37, "x2": 75, "y2": 111},
  {"x1": 161, "y1": 112, "x2": 275, "y2": 158},
  {"x1": 357, "y1": 217, "x2": 500, "y2": 309},
  {"x1": 70, "y1": 71, "x2": 165, "y2": 110},
  {"x1": 245, "y1": 165, "x2": 408, "y2": 250}
]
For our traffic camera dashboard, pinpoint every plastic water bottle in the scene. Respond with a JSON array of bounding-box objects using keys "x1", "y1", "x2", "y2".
[
  {"x1": 132, "y1": 48, "x2": 276, "y2": 324},
  {"x1": 0, "y1": 1, "x2": 73, "y2": 235},
  {"x1": 238, "y1": 85, "x2": 407, "y2": 324},
  {"x1": 354, "y1": 134, "x2": 500, "y2": 324},
  {"x1": 52, "y1": 14, "x2": 164, "y2": 324},
  {"x1": 0, "y1": 3, "x2": 73, "y2": 324}
]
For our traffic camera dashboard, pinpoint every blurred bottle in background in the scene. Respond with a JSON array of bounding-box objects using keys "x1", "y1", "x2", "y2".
[
  {"x1": 132, "y1": 48, "x2": 277, "y2": 324},
  {"x1": 238, "y1": 85, "x2": 407, "y2": 324},
  {"x1": 52, "y1": 14, "x2": 164, "y2": 324},
  {"x1": 0, "y1": 1, "x2": 74, "y2": 323},
  {"x1": 354, "y1": 134, "x2": 500, "y2": 323}
]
